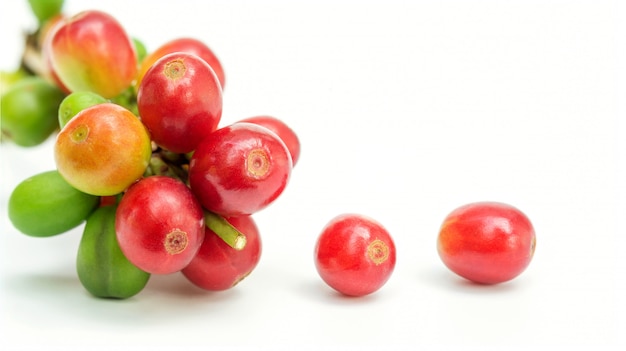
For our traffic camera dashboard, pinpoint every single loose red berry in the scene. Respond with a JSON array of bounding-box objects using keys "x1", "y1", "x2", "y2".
[
  {"x1": 437, "y1": 201, "x2": 536, "y2": 284},
  {"x1": 314, "y1": 214, "x2": 396, "y2": 297}
]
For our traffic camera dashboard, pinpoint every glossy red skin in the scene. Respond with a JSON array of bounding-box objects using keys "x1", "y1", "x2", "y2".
[
  {"x1": 314, "y1": 214, "x2": 396, "y2": 297},
  {"x1": 137, "y1": 52, "x2": 222, "y2": 153},
  {"x1": 182, "y1": 215, "x2": 262, "y2": 291},
  {"x1": 237, "y1": 116, "x2": 301, "y2": 167},
  {"x1": 137, "y1": 37, "x2": 226, "y2": 89},
  {"x1": 48, "y1": 10, "x2": 137, "y2": 98},
  {"x1": 189, "y1": 123, "x2": 292, "y2": 216},
  {"x1": 54, "y1": 103, "x2": 151, "y2": 196},
  {"x1": 437, "y1": 201, "x2": 536, "y2": 284},
  {"x1": 115, "y1": 176, "x2": 205, "y2": 275}
]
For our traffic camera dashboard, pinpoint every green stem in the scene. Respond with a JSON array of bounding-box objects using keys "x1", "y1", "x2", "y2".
[{"x1": 204, "y1": 211, "x2": 247, "y2": 250}]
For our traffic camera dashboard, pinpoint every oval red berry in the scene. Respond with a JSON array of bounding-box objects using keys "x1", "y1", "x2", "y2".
[
  {"x1": 437, "y1": 201, "x2": 536, "y2": 284},
  {"x1": 314, "y1": 214, "x2": 396, "y2": 297}
]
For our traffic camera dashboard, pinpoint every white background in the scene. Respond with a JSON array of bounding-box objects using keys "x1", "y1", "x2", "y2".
[{"x1": 1, "y1": 0, "x2": 625, "y2": 350}]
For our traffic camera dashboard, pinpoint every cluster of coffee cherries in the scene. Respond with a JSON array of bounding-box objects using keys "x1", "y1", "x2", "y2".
[{"x1": 5, "y1": 1, "x2": 305, "y2": 298}]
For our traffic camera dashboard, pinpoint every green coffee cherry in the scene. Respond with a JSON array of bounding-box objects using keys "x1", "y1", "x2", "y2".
[
  {"x1": 1, "y1": 77, "x2": 65, "y2": 146},
  {"x1": 8, "y1": 170, "x2": 100, "y2": 237},
  {"x1": 27, "y1": 0, "x2": 64, "y2": 24},
  {"x1": 77, "y1": 206, "x2": 151, "y2": 299},
  {"x1": 58, "y1": 91, "x2": 107, "y2": 128}
]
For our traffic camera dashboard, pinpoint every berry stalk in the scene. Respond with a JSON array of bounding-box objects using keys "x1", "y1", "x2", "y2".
[{"x1": 204, "y1": 211, "x2": 247, "y2": 250}]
